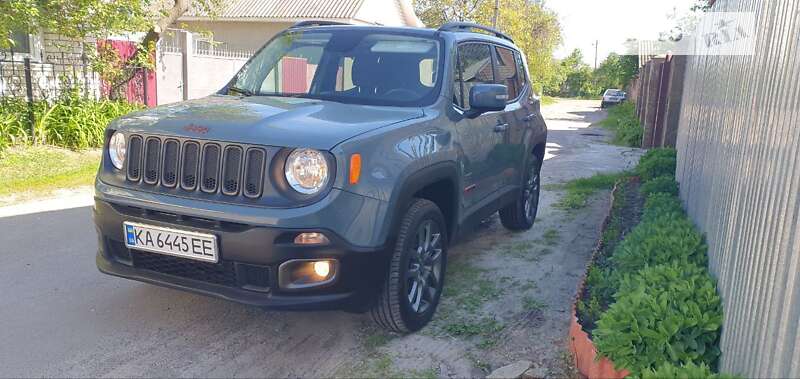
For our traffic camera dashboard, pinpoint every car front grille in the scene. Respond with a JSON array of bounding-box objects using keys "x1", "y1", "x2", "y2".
[{"x1": 125, "y1": 135, "x2": 268, "y2": 199}]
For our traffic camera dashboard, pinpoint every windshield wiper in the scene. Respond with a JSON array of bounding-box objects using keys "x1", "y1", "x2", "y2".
[
  {"x1": 228, "y1": 86, "x2": 254, "y2": 97},
  {"x1": 259, "y1": 92, "x2": 310, "y2": 98}
]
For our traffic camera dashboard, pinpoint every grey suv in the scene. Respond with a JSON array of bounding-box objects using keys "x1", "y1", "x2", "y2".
[{"x1": 94, "y1": 21, "x2": 547, "y2": 332}]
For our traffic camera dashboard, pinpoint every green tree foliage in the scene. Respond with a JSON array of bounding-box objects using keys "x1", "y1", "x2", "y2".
[
  {"x1": 414, "y1": 0, "x2": 562, "y2": 95},
  {"x1": 1, "y1": 0, "x2": 152, "y2": 48},
  {"x1": 594, "y1": 53, "x2": 639, "y2": 91},
  {"x1": 557, "y1": 49, "x2": 596, "y2": 97},
  {"x1": 1, "y1": 0, "x2": 221, "y2": 97}
]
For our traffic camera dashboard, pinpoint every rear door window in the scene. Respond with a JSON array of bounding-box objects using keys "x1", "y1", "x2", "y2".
[
  {"x1": 494, "y1": 46, "x2": 520, "y2": 100},
  {"x1": 513, "y1": 51, "x2": 528, "y2": 95}
]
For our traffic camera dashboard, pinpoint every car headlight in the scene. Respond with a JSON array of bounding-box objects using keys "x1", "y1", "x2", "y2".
[
  {"x1": 109, "y1": 132, "x2": 126, "y2": 170},
  {"x1": 284, "y1": 148, "x2": 330, "y2": 194}
]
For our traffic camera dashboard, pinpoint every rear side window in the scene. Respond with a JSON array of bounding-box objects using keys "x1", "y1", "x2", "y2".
[
  {"x1": 494, "y1": 46, "x2": 520, "y2": 100},
  {"x1": 513, "y1": 51, "x2": 528, "y2": 95},
  {"x1": 453, "y1": 43, "x2": 494, "y2": 109}
]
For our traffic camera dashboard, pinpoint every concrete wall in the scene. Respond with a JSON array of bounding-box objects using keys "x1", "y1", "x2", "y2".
[
  {"x1": 156, "y1": 30, "x2": 249, "y2": 105},
  {"x1": 675, "y1": 0, "x2": 800, "y2": 376}
]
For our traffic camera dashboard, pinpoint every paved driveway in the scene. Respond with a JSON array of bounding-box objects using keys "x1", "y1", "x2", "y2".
[{"x1": 0, "y1": 99, "x2": 640, "y2": 378}]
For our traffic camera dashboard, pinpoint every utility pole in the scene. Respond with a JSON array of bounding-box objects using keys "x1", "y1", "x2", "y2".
[
  {"x1": 492, "y1": 0, "x2": 499, "y2": 28},
  {"x1": 594, "y1": 40, "x2": 599, "y2": 70}
]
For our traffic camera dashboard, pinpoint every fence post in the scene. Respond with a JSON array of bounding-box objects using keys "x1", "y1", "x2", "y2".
[
  {"x1": 23, "y1": 57, "x2": 36, "y2": 143},
  {"x1": 180, "y1": 30, "x2": 193, "y2": 101}
]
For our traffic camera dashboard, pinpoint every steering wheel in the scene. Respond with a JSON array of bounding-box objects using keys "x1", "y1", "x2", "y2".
[{"x1": 383, "y1": 88, "x2": 418, "y2": 100}]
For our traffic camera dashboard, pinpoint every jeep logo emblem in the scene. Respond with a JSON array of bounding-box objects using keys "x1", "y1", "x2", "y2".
[{"x1": 183, "y1": 124, "x2": 209, "y2": 134}]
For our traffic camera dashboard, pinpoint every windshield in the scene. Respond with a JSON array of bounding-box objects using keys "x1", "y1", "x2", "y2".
[
  {"x1": 229, "y1": 30, "x2": 442, "y2": 107},
  {"x1": 605, "y1": 89, "x2": 624, "y2": 96}
]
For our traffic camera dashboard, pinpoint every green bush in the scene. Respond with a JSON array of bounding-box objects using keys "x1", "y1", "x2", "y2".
[
  {"x1": 602, "y1": 102, "x2": 643, "y2": 147},
  {"x1": 640, "y1": 362, "x2": 737, "y2": 379},
  {"x1": 643, "y1": 193, "x2": 685, "y2": 222},
  {"x1": 640, "y1": 175, "x2": 679, "y2": 198},
  {"x1": 594, "y1": 263, "x2": 722, "y2": 373},
  {"x1": 611, "y1": 214, "x2": 707, "y2": 275},
  {"x1": 637, "y1": 148, "x2": 677, "y2": 181}
]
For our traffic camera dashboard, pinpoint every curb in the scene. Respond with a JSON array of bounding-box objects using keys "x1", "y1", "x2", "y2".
[{"x1": 568, "y1": 180, "x2": 629, "y2": 379}]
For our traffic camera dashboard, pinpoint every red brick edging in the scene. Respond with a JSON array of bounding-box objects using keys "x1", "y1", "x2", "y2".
[{"x1": 568, "y1": 181, "x2": 629, "y2": 379}]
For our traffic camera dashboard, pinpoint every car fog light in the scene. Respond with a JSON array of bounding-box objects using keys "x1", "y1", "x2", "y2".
[
  {"x1": 313, "y1": 261, "x2": 331, "y2": 277},
  {"x1": 278, "y1": 259, "x2": 338, "y2": 290},
  {"x1": 294, "y1": 232, "x2": 330, "y2": 245}
]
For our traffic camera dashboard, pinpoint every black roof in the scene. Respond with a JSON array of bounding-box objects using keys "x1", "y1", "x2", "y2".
[{"x1": 287, "y1": 21, "x2": 519, "y2": 49}]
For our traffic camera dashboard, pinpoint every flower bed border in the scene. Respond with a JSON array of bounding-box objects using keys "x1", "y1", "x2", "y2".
[{"x1": 568, "y1": 180, "x2": 629, "y2": 379}]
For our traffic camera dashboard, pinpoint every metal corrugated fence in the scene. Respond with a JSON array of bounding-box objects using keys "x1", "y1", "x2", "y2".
[{"x1": 675, "y1": 0, "x2": 800, "y2": 377}]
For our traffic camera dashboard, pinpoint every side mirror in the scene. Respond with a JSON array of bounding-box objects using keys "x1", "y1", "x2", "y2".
[{"x1": 466, "y1": 84, "x2": 508, "y2": 118}]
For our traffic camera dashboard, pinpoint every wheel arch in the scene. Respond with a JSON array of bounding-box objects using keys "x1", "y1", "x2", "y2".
[{"x1": 382, "y1": 161, "x2": 460, "y2": 245}]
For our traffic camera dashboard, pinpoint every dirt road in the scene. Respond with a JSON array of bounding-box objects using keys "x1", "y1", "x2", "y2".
[{"x1": 0, "y1": 99, "x2": 640, "y2": 378}]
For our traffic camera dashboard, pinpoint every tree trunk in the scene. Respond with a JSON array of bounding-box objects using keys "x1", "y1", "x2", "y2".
[{"x1": 142, "y1": 0, "x2": 191, "y2": 48}]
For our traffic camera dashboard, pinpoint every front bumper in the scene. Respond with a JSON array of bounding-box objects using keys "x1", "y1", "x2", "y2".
[{"x1": 93, "y1": 197, "x2": 389, "y2": 311}]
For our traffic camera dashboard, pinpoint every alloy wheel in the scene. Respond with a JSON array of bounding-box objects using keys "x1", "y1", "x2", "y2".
[
  {"x1": 523, "y1": 165, "x2": 541, "y2": 222},
  {"x1": 405, "y1": 220, "x2": 443, "y2": 314}
]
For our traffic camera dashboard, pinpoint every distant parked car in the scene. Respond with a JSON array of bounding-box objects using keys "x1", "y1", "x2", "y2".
[
  {"x1": 94, "y1": 21, "x2": 548, "y2": 333},
  {"x1": 601, "y1": 89, "x2": 626, "y2": 108}
]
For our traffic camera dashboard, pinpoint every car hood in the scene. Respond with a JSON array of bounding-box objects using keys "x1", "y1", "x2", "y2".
[{"x1": 112, "y1": 95, "x2": 425, "y2": 150}]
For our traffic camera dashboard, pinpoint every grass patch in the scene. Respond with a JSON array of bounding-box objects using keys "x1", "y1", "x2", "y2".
[
  {"x1": 500, "y1": 240, "x2": 538, "y2": 261},
  {"x1": 441, "y1": 258, "x2": 503, "y2": 313},
  {"x1": 552, "y1": 172, "x2": 630, "y2": 210},
  {"x1": 601, "y1": 102, "x2": 642, "y2": 147},
  {"x1": 520, "y1": 280, "x2": 538, "y2": 291},
  {"x1": 0, "y1": 145, "x2": 101, "y2": 202},
  {"x1": 541, "y1": 228, "x2": 560, "y2": 246},
  {"x1": 444, "y1": 317, "x2": 505, "y2": 349},
  {"x1": 363, "y1": 331, "x2": 394, "y2": 353},
  {"x1": 522, "y1": 296, "x2": 546, "y2": 311}
]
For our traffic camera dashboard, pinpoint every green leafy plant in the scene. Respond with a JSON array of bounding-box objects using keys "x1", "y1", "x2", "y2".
[
  {"x1": 640, "y1": 175, "x2": 679, "y2": 198},
  {"x1": 594, "y1": 263, "x2": 722, "y2": 373},
  {"x1": 0, "y1": 94, "x2": 141, "y2": 152},
  {"x1": 641, "y1": 362, "x2": 738, "y2": 379},
  {"x1": 640, "y1": 362, "x2": 739, "y2": 379},
  {"x1": 643, "y1": 193, "x2": 685, "y2": 222},
  {"x1": 637, "y1": 148, "x2": 677, "y2": 181},
  {"x1": 610, "y1": 214, "x2": 707, "y2": 275}
]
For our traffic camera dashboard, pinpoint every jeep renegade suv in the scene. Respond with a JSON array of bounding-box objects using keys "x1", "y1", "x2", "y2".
[{"x1": 94, "y1": 21, "x2": 547, "y2": 332}]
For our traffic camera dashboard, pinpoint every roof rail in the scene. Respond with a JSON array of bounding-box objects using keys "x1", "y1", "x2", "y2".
[
  {"x1": 437, "y1": 22, "x2": 514, "y2": 43},
  {"x1": 290, "y1": 20, "x2": 351, "y2": 28}
]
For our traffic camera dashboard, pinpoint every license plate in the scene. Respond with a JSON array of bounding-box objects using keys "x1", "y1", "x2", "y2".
[{"x1": 123, "y1": 222, "x2": 218, "y2": 263}]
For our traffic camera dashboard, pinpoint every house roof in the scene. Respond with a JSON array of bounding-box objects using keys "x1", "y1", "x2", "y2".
[{"x1": 187, "y1": 0, "x2": 366, "y2": 20}]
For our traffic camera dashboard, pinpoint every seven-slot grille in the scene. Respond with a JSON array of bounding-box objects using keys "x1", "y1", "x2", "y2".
[{"x1": 125, "y1": 135, "x2": 266, "y2": 199}]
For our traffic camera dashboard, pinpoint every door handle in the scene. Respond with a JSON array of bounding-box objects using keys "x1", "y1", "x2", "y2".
[
  {"x1": 523, "y1": 114, "x2": 536, "y2": 122},
  {"x1": 494, "y1": 122, "x2": 509, "y2": 132}
]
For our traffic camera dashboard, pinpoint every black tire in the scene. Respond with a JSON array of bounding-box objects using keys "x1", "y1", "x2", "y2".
[
  {"x1": 370, "y1": 198, "x2": 448, "y2": 333},
  {"x1": 601, "y1": 102, "x2": 607, "y2": 108},
  {"x1": 499, "y1": 154, "x2": 541, "y2": 231}
]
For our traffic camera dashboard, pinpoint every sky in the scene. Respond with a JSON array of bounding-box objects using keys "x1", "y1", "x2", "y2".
[{"x1": 546, "y1": 0, "x2": 698, "y2": 66}]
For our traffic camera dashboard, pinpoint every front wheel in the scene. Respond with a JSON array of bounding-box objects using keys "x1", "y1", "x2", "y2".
[
  {"x1": 370, "y1": 198, "x2": 447, "y2": 333},
  {"x1": 500, "y1": 155, "x2": 541, "y2": 231}
]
